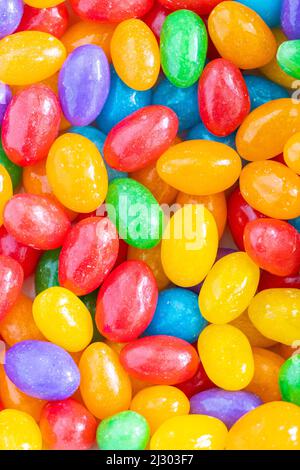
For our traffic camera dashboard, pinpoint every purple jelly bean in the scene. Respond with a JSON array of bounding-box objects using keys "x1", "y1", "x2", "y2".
[
  {"x1": 0, "y1": 82, "x2": 12, "y2": 125},
  {"x1": 190, "y1": 388, "x2": 263, "y2": 428},
  {"x1": 58, "y1": 44, "x2": 110, "y2": 126},
  {"x1": 4, "y1": 340, "x2": 80, "y2": 400},
  {"x1": 0, "y1": 0, "x2": 23, "y2": 39},
  {"x1": 281, "y1": 0, "x2": 300, "y2": 40}
]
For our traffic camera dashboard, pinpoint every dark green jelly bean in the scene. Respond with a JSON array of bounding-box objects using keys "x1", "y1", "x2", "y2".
[
  {"x1": 277, "y1": 40, "x2": 300, "y2": 79},
  {"x1": 279, "y1": 354, "x2": 300, "y2": 406},
  {"x1": 35, "y1": 248, "x2": 61, "y2": 294},
  {"x1": 80, "y1": 290, "x2": 103, "y2": 342},
  {"x1": 0, "y1": 141, "x2": 22, "y2": 190},
  {"x1": 160, "y1": 9, "x2": 207, "y2": 88},
  {"x1": 106, "y1": 178, "x2": 164, "y2": 249},
  {"x1": 96, "y1": 411, "x2": 150, "y2": 450}
]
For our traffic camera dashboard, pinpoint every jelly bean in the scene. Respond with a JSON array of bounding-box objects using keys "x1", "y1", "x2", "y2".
[
  {"x1": 161, "y1": 205, "x2": 218, "y2": 287},
  {"x1": 59, "y1": 45, "x2": 110, "y2": 127},
  {"x1": 127, "y1": 244, "x2": 169, "y2": 291},
  {"x1": 277, "y1": 40, "x2": 300, "y2": 79},
  {"x1": 150, "y1": 414, "x2": 227, "y2": 450},
  {"x1": 40, "y1": 399, "x2": 97, "y2": 450},
  {"x1": 244, "y1": 219, "x2": 300, "y2": 277},
  {"x1": 248, "y1": 288, "x2": 300, "y2": 345},
  {"x1": 70, "y1": 0, "x2": 154, "y2": 23},
  {"x1": 4, "y1": 194, "x2": 71, "y2": 250},
  {"x1": 0, "y1": 366, "x2": 45, "y2": 422},
  {"x1": 186, "y1": 122, "x2": 236, "y2": 148},
  {"x1": 143, "y1": 3, "x2": 168, "y2": 41},
  {"x1": 130, "y1": 386, "x2": 190, "y2": 434},
  {"x1": 284, "y1": 132, "x2": 300, "y2": 174},
  {"x1": 106, "y1": 178, "x2": 164, "y2": 249},
  {"x1": 176, "y1": 363, "x2": 214, "y2": 399},
  {"x1": 236, "y1": 0, "x2": 281, "y2": 28},
  {"x1": 33, "y1": 287, "x2": 93, "y2": 352},
  {"x1": 96, "y1": 260, "x2": 158, "y2": 342},
  {"x1": 198, "y1": 324, "x2": 254, "y2": 390},
  {"x1": 59, "y1": 217, "x2": 118, "y2": 296},
  {"x1": 35, "y1": 249, "x2": 60, "y2": 293},
  {"x1": 111, "y1": 19, "x2": 159, "y2": 91},
  {"x1": 158, "y1": 0, "x2": 222, "y2": 15},
  {"x1": 240, "y1": 161, "x2": 300, "y2": 219},
  {"x1": 0, "y1": 294, "x2": 44, "y2": 346},
  {"x1": 0, "y1": 31, "x2": 66, "y2": 85},
  {"x1": 198, "y1": 59, "x2": 250, "y2": 137},
  {"x1": 17, "y1": 4, "x2": 69, "y2": 38},
  {"x1": 2, "y1": 85, "x2": 61, "y2": 166},
  {"x1": 281, "y1": 0, "x2": 300, "y2": 40},
  {"x1": 0, "y1": 142, "x2": 21, "y2": 190},
  {"x1": 0, "y1": 164, "x2": 12, "y2": 225},
  {"x1": 199, "y1": 252, "x2": 260, "y2": 325},
  {"x1": 0, "y1": 83, "x2": 11, "y2": 126},
  {"x1": 120, "y1": 336, "x2": 199, "y2": 385},
  {"x1": 79, "y1": 342, "x2": 132, "y2": 419},
  {"x1": 258, "y1": 270, "x2": 300, "y2": 291},
  {"x1": 157, "y1": 140, "x2": 241, "y2": 195},
  {"x1": 0, "y1": 409, "x2": 42, "y2": 450},
  {"x1": 0, "y1": 0, "x2": 23, "y2": 39},
  {"x1": 160, "y1": 10, "x2": 207, "y2": 88},
  {"x1": 104, "y1": 106, "x2": 178, "y2": 172},
  {"x1": 230, "y1": 310, "x2": 277, "y2": 349},
  {"x1": 25, "y1": 0, "x2": 65, "y2": 6},
  {"x1": 279, "y1": 354, "x2": 300, "y2": 406},
  {"x1": 0, "y1": 227, "x2": 40, "y2": 277},
  {"x1": 144, "y1": 288, "x2": 207, "y2": 343},
  {"x1": 0, "y1": 255, "x2": 23, "y2": 321},
  {"x1": 289, "y1": 216, "x2": 300, "y2": 232},
  {"x1": 5, "y1": 340, "x2": 80, "y2": 400},
  {"x1": 246, "y1": 348, "x2": 284, "y2": 403},
  {"x1": 226, "y1": 402, "x2": 300, "y2": 450},
  {"x1": 244, "y1": 75, "x2": 289, "y2": 111},
  {"x1": 47, "y1": 133, "x2": 108, "y2": 213},
  {"x1": 190, "y1": 389, "x2": 262, "y2": 429},
  {"x1": 208, "y1": 2, "x2": 276, "y2": 69},
  {"x1": 152, "y1": 78, "x2": 199, "y2": 131},
  {"x1": 273, "y1": 344, "x2": 295, "y2": 360}
]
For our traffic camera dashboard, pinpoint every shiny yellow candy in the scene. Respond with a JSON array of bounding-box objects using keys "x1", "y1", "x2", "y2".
[
  {"x1": 24, "y1": 0, "x2": 65, "y2": 6},
  {"x1": 0, "y1": 164, "x2": 13, "y2": 226},
  {"x1": 0, "y1": 409, "x2": 42, "y2": 450}
]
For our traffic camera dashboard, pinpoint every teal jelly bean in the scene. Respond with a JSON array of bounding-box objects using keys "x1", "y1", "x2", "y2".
[
  {"x1": 0, "y1": 141, "x2": 22, "y2": 190},
  {"x1": 106, "y1": 178, "x2": 164, "y2": 249},
  {"x1": 80, "y1": 289, "x2": 104, "y2": 342},
  {"x1": 187, "y1": 122, "x2": 236, "y2": 148},
  {"x1": 160, "y1": 10, "x2": 207, "y2": 88},
  {"x1": 35, "y1": 248, "x2": 60, "y2": 294},
  {"x1": 277, "y1": 40, "x2": 300, "y2": 79},
  {"x1": 279, "y1": 354, "x2": 300, "y2": 406},
  {"x1": 96, "y1": 411, "x2": 150, "y2": 450},
  {"x1": 289, "y1": 217, "x2": 300, "y2": 233}
]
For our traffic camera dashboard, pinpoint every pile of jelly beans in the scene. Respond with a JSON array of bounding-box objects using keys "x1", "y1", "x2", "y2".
[{"x1": 0, "y1": 0, "x2": 300, "y2": 452}]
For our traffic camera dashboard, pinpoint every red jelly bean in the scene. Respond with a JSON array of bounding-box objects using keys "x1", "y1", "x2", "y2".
[
  {"x1": 143, "y1": 3, "x2": 169, "y2": 41},
  {"x1": 198, "y1": 58, "x2": 250, "y2": 137},
  {"x1": 40, "y1": 399, "x2": 97, "y2": 450},
  {"x1": 176, "y1": 362, "x2": 214, "y2": 398},
  {"x1": 120, "y1": 335, "x2": 199, "y2": 385},
  {"x1": 158, "y1": 0, "x2": 222, "y2": 15},
  {"x1": 258, "y1": 270, "x2": 300, "y2": 291},
  {"x1": 58, "y1": 217, "x2": 119, "y2": 296},
  {"x1": 4, "y1": 194, "x2": 71, "y2": 250},
  {"x1": 96, "y1": 260, "x2": 158, "y2": 342},
  {"x1": 244, "y1": 218, "x2": 300, "y2": 277},
  {"x1": 0, "y1": 255, "x2": 23, "y2": 321},
  {"x1": 227, "y1": 188, "x2": 265, "y2": 250},
  {"x1": 0, "y1": 226, "x2": 41, "y2": 278},
  {"x1": 1, "y1": 85, "x2": 61, "y2": 167},
  {"x1": 70, "y1": 0, "x2": 154, "y2": 22},
  {"x1": 104, "y1": 105, "x2": 178, "y2": 172},
  {"x1": 17, "y1": 5, "x2": 69, "y2": 38}
]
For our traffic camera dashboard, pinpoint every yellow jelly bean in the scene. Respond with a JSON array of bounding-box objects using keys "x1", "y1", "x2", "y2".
[
  {"x1": 47, "y1": 133, "x2": 108, "y2": 213},
  {"x1": 0, "y1": 409, "x2": 42, "y2": 450},
  {"x1": 111, "y1": 19, "x2": 160, "y2": 91},
  {"x1": 199, "y1": 252, "x2": 260, "y2": 324},
  {"x1": 24, "y1": 0, "x2": 65, "y2": 6},
  {"x1": 248, "y1": 288, "x2": 300, "y2": 346},
  {"x1": 156, "y1": 140, "x2": 241, "y2": 195},
  {"x1": 0, "y1": 32, "x2": 66, "y2": 86},
  {"x1": 161, "y1": 205, "x2": 218, "y2": 287},
  {"x1": 198, "y1": 324, "x2": 254, "y2": 391},
  {"x1": 284, "y1": 132, "x2": 300, "y2": 175},
  {"x1": 230, "y1": 311, "x2": 277, "y2": 349},
  {"x1": 150, "y1": 415, "x2": 228, "y2": 450},
  {"x1": 0, "y1": 164, "x2": 13, "y2": 226},
  {"x1": 33, "y1": 287, "x2": 93, "y2": 352}
]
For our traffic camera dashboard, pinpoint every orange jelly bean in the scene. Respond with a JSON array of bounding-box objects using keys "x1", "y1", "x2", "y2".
[
  {"x1": 127, "y1": 244, "x2": 170, "y2": 291},
  {"x1": 284, "y1": 132, "x2": 300, "y2": 175},
  {"x1": 230, "y1": 311, "x2": 276, "y2": 349}
]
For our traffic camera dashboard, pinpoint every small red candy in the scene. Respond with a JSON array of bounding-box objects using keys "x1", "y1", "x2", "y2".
[
  {"x1": 17, "y1": 4, "x2": 69, "y2": 38},
  {"x1": 143, "y1": 3, "x2": 169, "y2": 41},
  {"x1": 0, "y1": 255, "x2": 23, "y2": 321},
  {"x1": 176, "y1": 362, "x2": 214, "y2": 398},
  {"x1": 70, "y1": 0, "x2": 154, "y2": 23},
  {"x1": 158, "y1": 0, "x2": 222, "y2": 15}
]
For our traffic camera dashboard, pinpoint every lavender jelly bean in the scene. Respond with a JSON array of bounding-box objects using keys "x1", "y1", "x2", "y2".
[
  {"x1": 0, "y1": 0, "x2": 23, "y2": 39},
  {"x1": 0, "y1": 82, "x2": 12, "y2": 125},
  {"x1": 281, "y1": 0, "x2": 300, "y2": 40}
]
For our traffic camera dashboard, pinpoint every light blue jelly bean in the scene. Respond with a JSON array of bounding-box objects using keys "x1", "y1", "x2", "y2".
[
  {"x1": 289, "y1": 216, "x2": 300, "y2": 233},
  {"x1": 96, "y1": 66, "x2": 152, "y2": 134},
  {"x1": 144, "y1": 287, "x2": 207, "y2": 343},
  {"x1": 186, "y1": 122, "x2": 236, "y2": 148},
  {"x1": 152, "y1": 77, "x2": 199, "y2": 131},
  {"x1": 236, "y1": 0, "x2": 282, "y2": 27},
  {"x1": 244, "y1": 75, "x2": 289, "y2": 110}
]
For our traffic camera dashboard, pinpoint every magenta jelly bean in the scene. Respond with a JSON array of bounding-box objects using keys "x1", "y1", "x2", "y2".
[{"x1": 0, "y1": 254, "x2": 23, "y2": 320}]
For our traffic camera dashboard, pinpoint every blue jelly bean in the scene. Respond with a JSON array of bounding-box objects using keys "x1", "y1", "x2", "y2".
[
  {"x1": 244, "y1": 75, "x2": 289, "y2": 111},
  {"x1": 236, "y1": 0, "x2": 282, "y2": 27},
  {"x1": 289, "y1": 216, "x2": 300, "y2": 233},
  {"x1": 0, "y1": 0, "x2": 23, "y2": 39},
  {"x1": 4, "y1": 340, "x2": 80, "y2": 400},
  {"x1": 96, "y1": 66, "x2": 152, "y2": 134},
  {"x1": 186, "y1": 122, "x2": 236, "y2": 148},
  {"x1": 0, "y1": 82, "x2": 12, "y2": 125},
  {"x1": 144, "y1": 287, "x2": 207, "y2": 343},
  {"x1": 152, "y1": 77, "x2": 199, "y2": 131}
]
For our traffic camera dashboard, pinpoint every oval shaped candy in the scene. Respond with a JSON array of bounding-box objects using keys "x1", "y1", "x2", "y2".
[
  {"x1": 0, "y1": 409, "x2": 42, "y2": 451},
  {"x1": 17, "y1": 4, "x2": 69, "y2": 38},
  {"x1": 244, "y1": 75, "x2": 289, "y2": 111},
  {"x1": 284, "y1": 132, "x2": 300, "y2": 175},
  {"x1": 0, "y1": 0, "x2": 23, "y2": 39},
  {"x1": 281, "y1": 0, "x2": 300, "y2": 40},
  {"x1": 70, "y1": 0, "x2": 154, "y2": 23},
  {"x1": 158, "y1": 0, "x2": 222, "y2": 15},
  {"x1": 277, "y1": 40, "x2": 300, "y2": 79},
  {"x1": 279, "y1": 354, "x2": 300, "y2": 406}
]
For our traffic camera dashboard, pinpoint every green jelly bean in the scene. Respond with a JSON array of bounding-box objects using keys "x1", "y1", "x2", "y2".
[
  {"x1": 160, "y1": 10, "x2": 207, "y2": 88},
  {"x1": 97, "y1": 411, "x2": 150, "y2": 450},
  {"x1": 279, "y1": 354, "x2": 300, "y2": 406},
  {"x1": 35, "y1": 248, "x2": 60, "y2": 294},
  {"x1": 0, "y1": 141, "x2": 22, "y2": 190},
  {"x1": 106, "y1": 178, "x2": 164, "y2": 249},
  {"x1": 277, "y1": 40, "x2": 300, "y2": 79},
  {"x1": 80, "y1": 290, "x2": 104, "y2": 342}
]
